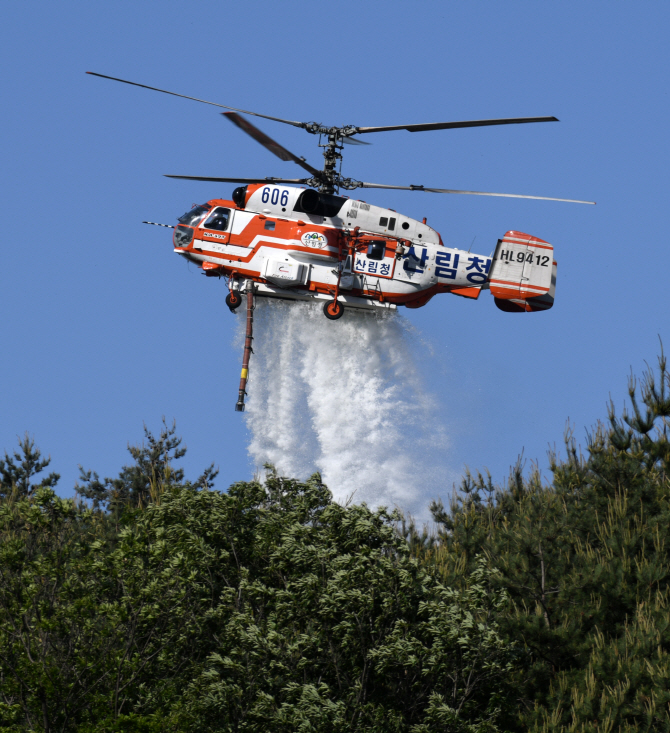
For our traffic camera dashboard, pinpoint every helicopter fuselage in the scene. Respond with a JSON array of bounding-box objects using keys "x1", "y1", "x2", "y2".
[{"x1": 172, "y1": 183, "x2": 556, "y2": 315}]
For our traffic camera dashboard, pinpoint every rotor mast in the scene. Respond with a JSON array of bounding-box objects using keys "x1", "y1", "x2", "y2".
[
  {"x1": 320, "y1": 133, "x2": 343, "y2": 194},
  {"x1": 299, "y1": 119, "x2": 361, "y2": 194}
]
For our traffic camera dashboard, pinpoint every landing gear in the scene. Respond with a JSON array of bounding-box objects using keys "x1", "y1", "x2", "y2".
[
  {"x1": 323, "y1": 299, "x2": 344, "y2": 320},
  {"x1": 226, "y1": 291, "x2": 243, "y2": 312}
]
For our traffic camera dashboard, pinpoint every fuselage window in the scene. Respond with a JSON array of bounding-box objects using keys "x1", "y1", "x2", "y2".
[
  {"x1": 264, "y1": 220, "x2": 276, "y2": 231},
  {"x1": 379, "y1": 216, "x2": 388, "y2": 227},
  {"x1": 204, "y1": 208, "x2": 230, "y2": 231},
  {"x1": 388, "y1": 217, "x2": 396, "y2": 231},
  {"x1": 367, "y1": 241, "x2": 385, "y2": 260}
]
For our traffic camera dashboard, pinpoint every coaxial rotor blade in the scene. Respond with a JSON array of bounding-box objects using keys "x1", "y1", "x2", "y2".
[
  {"x1": 355, "y1": 116, "x2": 559, "y2": 134},
  {"x1": 357, "y1": 182, "x2": 595, "y2": 204},
  {"x1": 86, "y1": 72, "x2": 305, "y2": 128},
  {"x1": 342, "y1": 137, "x2": 370, "y2": 146},
  {"x1": 164, "y1": 175, "x2": 311, "y2": 184},
  {"x1": 223, "y1": 113, "x2": 321, "y2": 176}
]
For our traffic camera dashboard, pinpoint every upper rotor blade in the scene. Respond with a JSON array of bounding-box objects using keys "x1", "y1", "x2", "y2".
[
  {"x1": 355, "y1": 116, "x2": 559, "y2": 134},
  {"x1": 357, "y1": 182, "x2": 595, "y2": 204},
  {"x1": 86, "y1": 72, "x2": 305, "y2": 128},
  {"x1": 164, "y1": 175, "x2": 310, "y2": 184},
  {"x1": 223, "y1": 113, "x2": 321, "y2": 176}
]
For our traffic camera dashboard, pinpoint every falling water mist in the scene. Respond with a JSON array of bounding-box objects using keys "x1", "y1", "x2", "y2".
[{"x1": 240, "y1": 299, "x2": 454, "y2": 517}]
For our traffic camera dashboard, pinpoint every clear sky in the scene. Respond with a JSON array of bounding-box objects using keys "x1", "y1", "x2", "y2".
[{"x1": 3, "y1": 1, "x2": 669, "y2": 514}]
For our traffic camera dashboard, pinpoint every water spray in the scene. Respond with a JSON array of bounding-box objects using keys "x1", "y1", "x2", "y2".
[{"x1": 240, "y1": 300, "x2": 452, "y2": 515}]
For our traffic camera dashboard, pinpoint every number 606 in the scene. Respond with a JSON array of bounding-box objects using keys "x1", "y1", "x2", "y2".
[{"x1": 261, "y1": 187, "x2": 289, "y2": 206}]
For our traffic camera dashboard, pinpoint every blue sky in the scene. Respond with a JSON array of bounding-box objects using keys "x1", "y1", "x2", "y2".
[{"x1": 3, "y1": 1, "x2": 669, "y2": 511}]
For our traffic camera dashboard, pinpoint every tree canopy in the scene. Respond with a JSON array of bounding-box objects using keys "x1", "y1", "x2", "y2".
[
  {"x1": 0, "y1": 457, "x2": 513, "y2": 732},
  {"x1": 409, "y1": 350, "x2": 670, "y2": 731},
  {"x1": 3, "y1": 350, "x2": 670, "y2": 731}
]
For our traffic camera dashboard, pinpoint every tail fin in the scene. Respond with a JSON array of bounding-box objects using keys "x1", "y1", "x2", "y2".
[{"x1": 490, "y1": 231, "x2": 556, "y2": 313}]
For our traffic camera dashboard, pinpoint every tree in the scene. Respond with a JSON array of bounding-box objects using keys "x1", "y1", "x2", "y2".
[
  {"x1": 415, "y1": 350, "x2": 670, "y2": 732},
  {"x1": 0, "y1": 468, "x2": 516, "y2": 732},
  {"x1": 76, "y1": 418, "x2": 217, "y2": 511},
  {"x1": 0, "y1": 434, "x2": 59, "y2": 500},
  {"x1": 0, "y1": 488, "x2": 115, "y2": 732},
  {"x1": 166, "y1": 472, "x2": 516, "y2": 732}
]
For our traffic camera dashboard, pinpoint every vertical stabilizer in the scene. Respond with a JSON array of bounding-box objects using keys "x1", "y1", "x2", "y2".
[{"x1": 490, "y1": 231, "x2": 556, "y2": 312}]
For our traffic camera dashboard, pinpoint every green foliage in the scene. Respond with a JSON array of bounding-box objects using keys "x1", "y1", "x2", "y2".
[
  {"x1": 0, "y1": 434, "x2": 59, "y2": 500},
  {"x1": 410, "y1": 350, "x2": 670, "y2": 732},
  {"x1": 76, "y1": 418, "x2": 217, "y2": 511},
  {"x1": 0, "y1": 459, "x2": 512, "y2": 731},
  {"x1": 8, "y1": 347, "x2": 670, "y2": 731},
  {"x1": 179, "y1": 474, "x2": 513, "y2": 732}
]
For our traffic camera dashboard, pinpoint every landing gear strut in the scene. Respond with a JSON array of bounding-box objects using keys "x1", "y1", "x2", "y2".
[
  {"x1": 323, "y1": 237, "x2": 351, "y2": 320},
  {"x1": 234, "y1": 281, "x2": 254, "y2": 412}
]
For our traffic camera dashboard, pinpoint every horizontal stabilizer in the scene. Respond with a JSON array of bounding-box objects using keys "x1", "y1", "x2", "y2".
[{"x1": 494, "y1": 261, "x2": 557, "y2": 313}]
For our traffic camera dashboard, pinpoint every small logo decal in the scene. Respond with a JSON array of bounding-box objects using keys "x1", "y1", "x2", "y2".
[{"x1": 301, "y1": 232, "x2": 328, "y2": 249}]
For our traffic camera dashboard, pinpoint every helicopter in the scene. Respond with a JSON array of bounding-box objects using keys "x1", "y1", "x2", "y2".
[{"x1": 87, "y1": 72, "x2": 594, "y2": 410}]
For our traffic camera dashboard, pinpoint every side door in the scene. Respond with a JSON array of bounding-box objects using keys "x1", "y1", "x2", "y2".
[{"x1": 194, "y1": 207, "x2": 235, "y2": 251}]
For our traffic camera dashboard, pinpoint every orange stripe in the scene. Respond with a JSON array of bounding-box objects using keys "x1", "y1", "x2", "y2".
[
  {"x1": 196, "y1": 239, "x2": 338, "y2": 264},
  {"x1": 502, "y1": 239, "x2": 553, "y2": 251},
  {"x1": 490, "y1": 278, "x2": 550, "y2": 293}
]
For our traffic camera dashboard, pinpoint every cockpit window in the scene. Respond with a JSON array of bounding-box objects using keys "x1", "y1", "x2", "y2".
[
  {"x1": 294, "y1": 189, "x2": 348, "y2": 218},
  {"x1": 178, "y1": 204, "x2": 211, "y2": 226},
  {"x1": 204, "y1": 207, "x2": 231, "y2": 231}
]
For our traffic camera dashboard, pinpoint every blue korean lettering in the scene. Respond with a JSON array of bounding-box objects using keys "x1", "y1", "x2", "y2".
[
  {"x1": 380, "y1": 262, "x2": 390, "y2": 276},
  {"x1": 355, "y1": 258, "x2": 366, "y2": 272},
  {"x1": 368, "y1": 261, "x2": 378, "y2": 274},
  {"x1": 402, "y1": 246, "x2": 428, "y2": 274},
  {"x1": 435, "y1": 251, "x2": 459, "y2": 280},
  {"x1": 466, "y1": 256, "x2": 492, "y2": 284}
]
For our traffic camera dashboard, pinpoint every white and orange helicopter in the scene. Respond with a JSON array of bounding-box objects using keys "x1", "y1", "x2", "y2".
[{"x1": 88, "y1": 72, "x2": 594, "y2": 410}]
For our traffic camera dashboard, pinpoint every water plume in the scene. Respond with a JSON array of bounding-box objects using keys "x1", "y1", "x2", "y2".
[{"x1": 241, "y1": 299, "x2": 453, "y2": 517}]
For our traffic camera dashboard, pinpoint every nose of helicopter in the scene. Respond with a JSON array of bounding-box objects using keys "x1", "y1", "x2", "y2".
[{"x1": 173, "y1": 225, "x2": 194, "y2": 248}]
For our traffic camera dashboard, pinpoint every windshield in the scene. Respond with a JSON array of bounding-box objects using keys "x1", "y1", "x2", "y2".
[{"x1": 178, "y1": 204, "x2": 211, "y2": 226}]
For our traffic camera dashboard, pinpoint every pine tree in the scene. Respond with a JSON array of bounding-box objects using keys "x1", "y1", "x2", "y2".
[
  {"x1": 76, "y1": 418, "x2": 217, "y2": 511},
  {"x1": 414, "y1": 349, "x2": 670, "y2": 731},
  {"x1": 0, "y1": 433, "x2": 59, "y2": 500}
]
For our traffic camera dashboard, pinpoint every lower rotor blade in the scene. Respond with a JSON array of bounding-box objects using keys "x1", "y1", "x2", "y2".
[
  {"x1": 223, "y1": 113, "x2": 321, "y2": 176},
  {"x1": 356, "y1": 116, "x2": 559, "y2": 134},
  {"x1": 164, "y1": 175, "x2": 310, "y2": 184},
  {"x1": 357, "y1": 182, "x2": 595, "y2": 205},
  {"x1": 342, "y1": 137, "x2": 371, "y2": 146}
]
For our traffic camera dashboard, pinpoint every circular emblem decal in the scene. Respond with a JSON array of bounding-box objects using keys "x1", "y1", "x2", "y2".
[{"x1": 301, "y1": 231, "x2": 328, "y2": 249}]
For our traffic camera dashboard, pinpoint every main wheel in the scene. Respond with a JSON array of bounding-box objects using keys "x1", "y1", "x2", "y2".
[
  {"x1": 226, "y1": 291, "x2": 243, "y2": 311},
  {"x1": 323, "y1": 299, "x2": 344, "y2": 320}
]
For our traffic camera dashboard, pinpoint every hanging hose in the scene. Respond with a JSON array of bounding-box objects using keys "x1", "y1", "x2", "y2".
[{"x1": 234, "y1": 282, "x2": 254, "y2": 412}]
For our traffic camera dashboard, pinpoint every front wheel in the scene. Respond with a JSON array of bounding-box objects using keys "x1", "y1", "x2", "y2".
[
  {"x1": 226, "y1": 291, "x2": 243, "y2": 312},
  {"x1": 323, "y1": 299, "x2": 344, "y2": 320}
]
